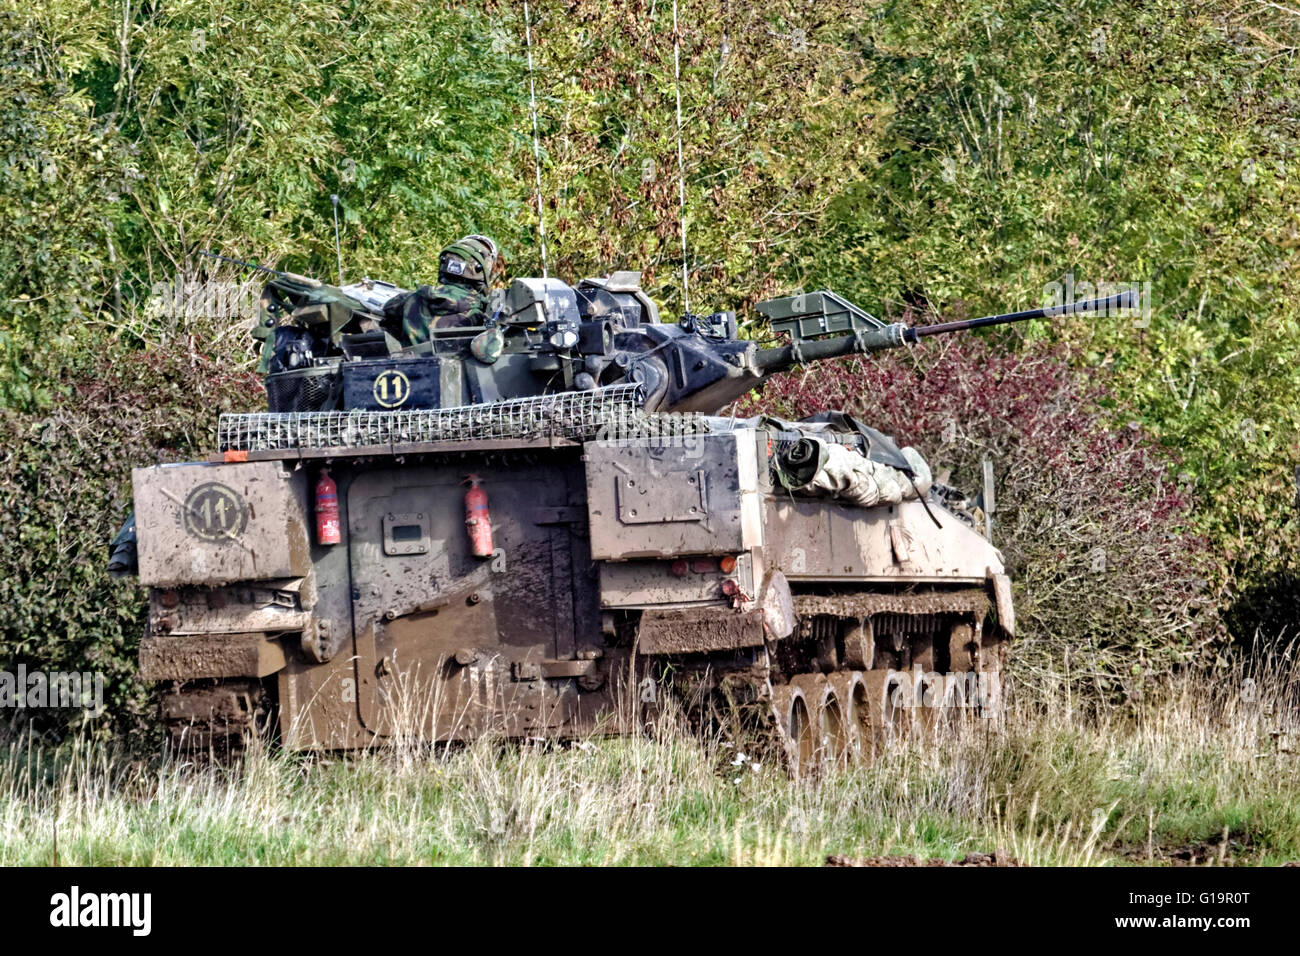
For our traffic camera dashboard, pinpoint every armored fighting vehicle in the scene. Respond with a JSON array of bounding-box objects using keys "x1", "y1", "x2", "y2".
[{"x1": 123, "y1": 267, "x2": 1130, "y2": 772}]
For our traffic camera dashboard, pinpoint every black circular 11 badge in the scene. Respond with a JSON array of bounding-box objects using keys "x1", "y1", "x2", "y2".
[
  {"x1": 372, "y1": 369, "x2": 410, "y2": 408},
  {"x1": 182, "y1": 482, "x2": 249, "y2": 542}
]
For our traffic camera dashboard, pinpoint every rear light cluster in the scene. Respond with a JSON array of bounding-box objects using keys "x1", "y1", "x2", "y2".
[{"x1": 669, "y1": 555, "x2": 740, "y2": 577}]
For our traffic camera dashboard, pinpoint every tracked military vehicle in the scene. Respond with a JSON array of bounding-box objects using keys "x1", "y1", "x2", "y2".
[{"x1": 124, "y1": 266, "x2": 1131, "y2": 771}]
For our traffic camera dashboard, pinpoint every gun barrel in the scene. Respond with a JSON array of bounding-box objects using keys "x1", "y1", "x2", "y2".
[
  {"x1": 753, "y1": 323, "x2": 907, "y2": 373},
  {"x1": 752, "y1": 291, "x2": 1137, "y2": 375},
  {"x1": 904, "y1": 291, "x2": 1138, "y2": 341}
]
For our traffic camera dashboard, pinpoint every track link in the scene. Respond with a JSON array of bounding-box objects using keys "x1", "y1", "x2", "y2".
[
  {"x1": 160, "y1": 677, "x2": 277, "y2": 757},
  {"x1": 762, "y1": 590, "x2": 1009, "y2": 776}
]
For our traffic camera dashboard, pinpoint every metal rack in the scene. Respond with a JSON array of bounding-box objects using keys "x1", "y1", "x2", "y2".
[{"x1": 217, "y1": 384, "x2": 711, "y2": 453}]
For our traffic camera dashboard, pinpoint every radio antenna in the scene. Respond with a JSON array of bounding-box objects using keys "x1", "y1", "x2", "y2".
[
  {"x1": 330, "y1": 193, "x2": 344, "y2": 285},
  {"x1": 523, "y1": 0, "x2": 549, "y2": 278},
  {"x1": 672, "y1": 0, "x2": 690, "y2": 314}
]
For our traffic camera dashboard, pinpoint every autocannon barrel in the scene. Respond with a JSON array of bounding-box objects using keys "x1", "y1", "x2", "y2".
[{"x1": 752, "y1": 290, "x2": 1137, "y2": 374}]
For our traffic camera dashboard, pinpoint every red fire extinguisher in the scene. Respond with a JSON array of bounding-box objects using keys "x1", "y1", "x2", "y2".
[
  {"x1": 464, "y1": 474, "x2": 493, "y2": 558},
  {"x1": 315, "y1": 468, "x2": 341, "y2": 545}
]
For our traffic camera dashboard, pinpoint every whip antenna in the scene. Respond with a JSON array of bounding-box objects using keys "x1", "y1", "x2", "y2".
[
  {"x1": 672, "y1": 0, "x2": 690, "y2": 313},
  {"x1": 330, "y1": 193, "x2": 343, "y2": 285},
  {"x1": 523, "y1": 0, "x2": 549, "y2": 277}
]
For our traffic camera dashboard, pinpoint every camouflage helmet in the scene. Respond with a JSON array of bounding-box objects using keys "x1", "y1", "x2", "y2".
[{"x1": 438, "y1": 235, "x2": 505, "y2": 292}]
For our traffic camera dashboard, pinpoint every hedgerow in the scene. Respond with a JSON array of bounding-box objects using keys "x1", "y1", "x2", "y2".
[{"x1": 0, "y1": 335, "x2": 261, "y2": 740}]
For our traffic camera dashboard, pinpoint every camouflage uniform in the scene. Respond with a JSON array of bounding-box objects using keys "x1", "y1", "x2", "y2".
[
  {"x1": 387, "y1": 236, "x2": 505, "y2": 346},
  {"x1": 391, "y1": 282, "x2": 490, "y2": 345}
]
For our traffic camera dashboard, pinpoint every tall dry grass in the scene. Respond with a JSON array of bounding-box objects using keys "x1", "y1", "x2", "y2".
[{"x1": 0, "y1": 659, "x2": 1295, "y2": 866}]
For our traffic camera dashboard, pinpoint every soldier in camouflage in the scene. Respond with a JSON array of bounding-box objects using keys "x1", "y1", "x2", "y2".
[{"x1": 385, "y1": 235, "x2": 505, "y2": 345}]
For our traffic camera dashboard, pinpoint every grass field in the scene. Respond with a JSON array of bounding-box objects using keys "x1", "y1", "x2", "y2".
[{"x1": 1, "y1": 662, "x2": 1296, "y2": 866}]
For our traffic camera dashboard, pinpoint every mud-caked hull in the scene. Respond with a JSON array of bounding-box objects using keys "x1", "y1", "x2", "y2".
[{"x1": 134, "y1": 418, "x2": 1013, "y2": 765}]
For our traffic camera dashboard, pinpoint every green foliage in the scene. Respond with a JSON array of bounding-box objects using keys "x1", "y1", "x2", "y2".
[
  {"x1": 0, "y1": 338, "x2": 262, "y2": 739},
  {"x1": 808, "y1": 0, "x2": 1300, "y2": 619},
  {"x1": 0, "y1": 7, "x2": 131, "y2": 408},
  {"x1": 88, "y1": 0, "x2": 531, "y2": 291},
  {"x1": 523, "y1": 0, "x2": 882, "y2": 309}
]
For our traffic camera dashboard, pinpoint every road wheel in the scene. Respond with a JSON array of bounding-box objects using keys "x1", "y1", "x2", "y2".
[{"x1": 770, "y1": 683, "x2": 816, "y2": 778}]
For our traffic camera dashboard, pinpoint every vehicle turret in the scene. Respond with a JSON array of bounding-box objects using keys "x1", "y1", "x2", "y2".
[{"x1": 252, "y1": 265, "x2": 1135, "y2": 416}]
